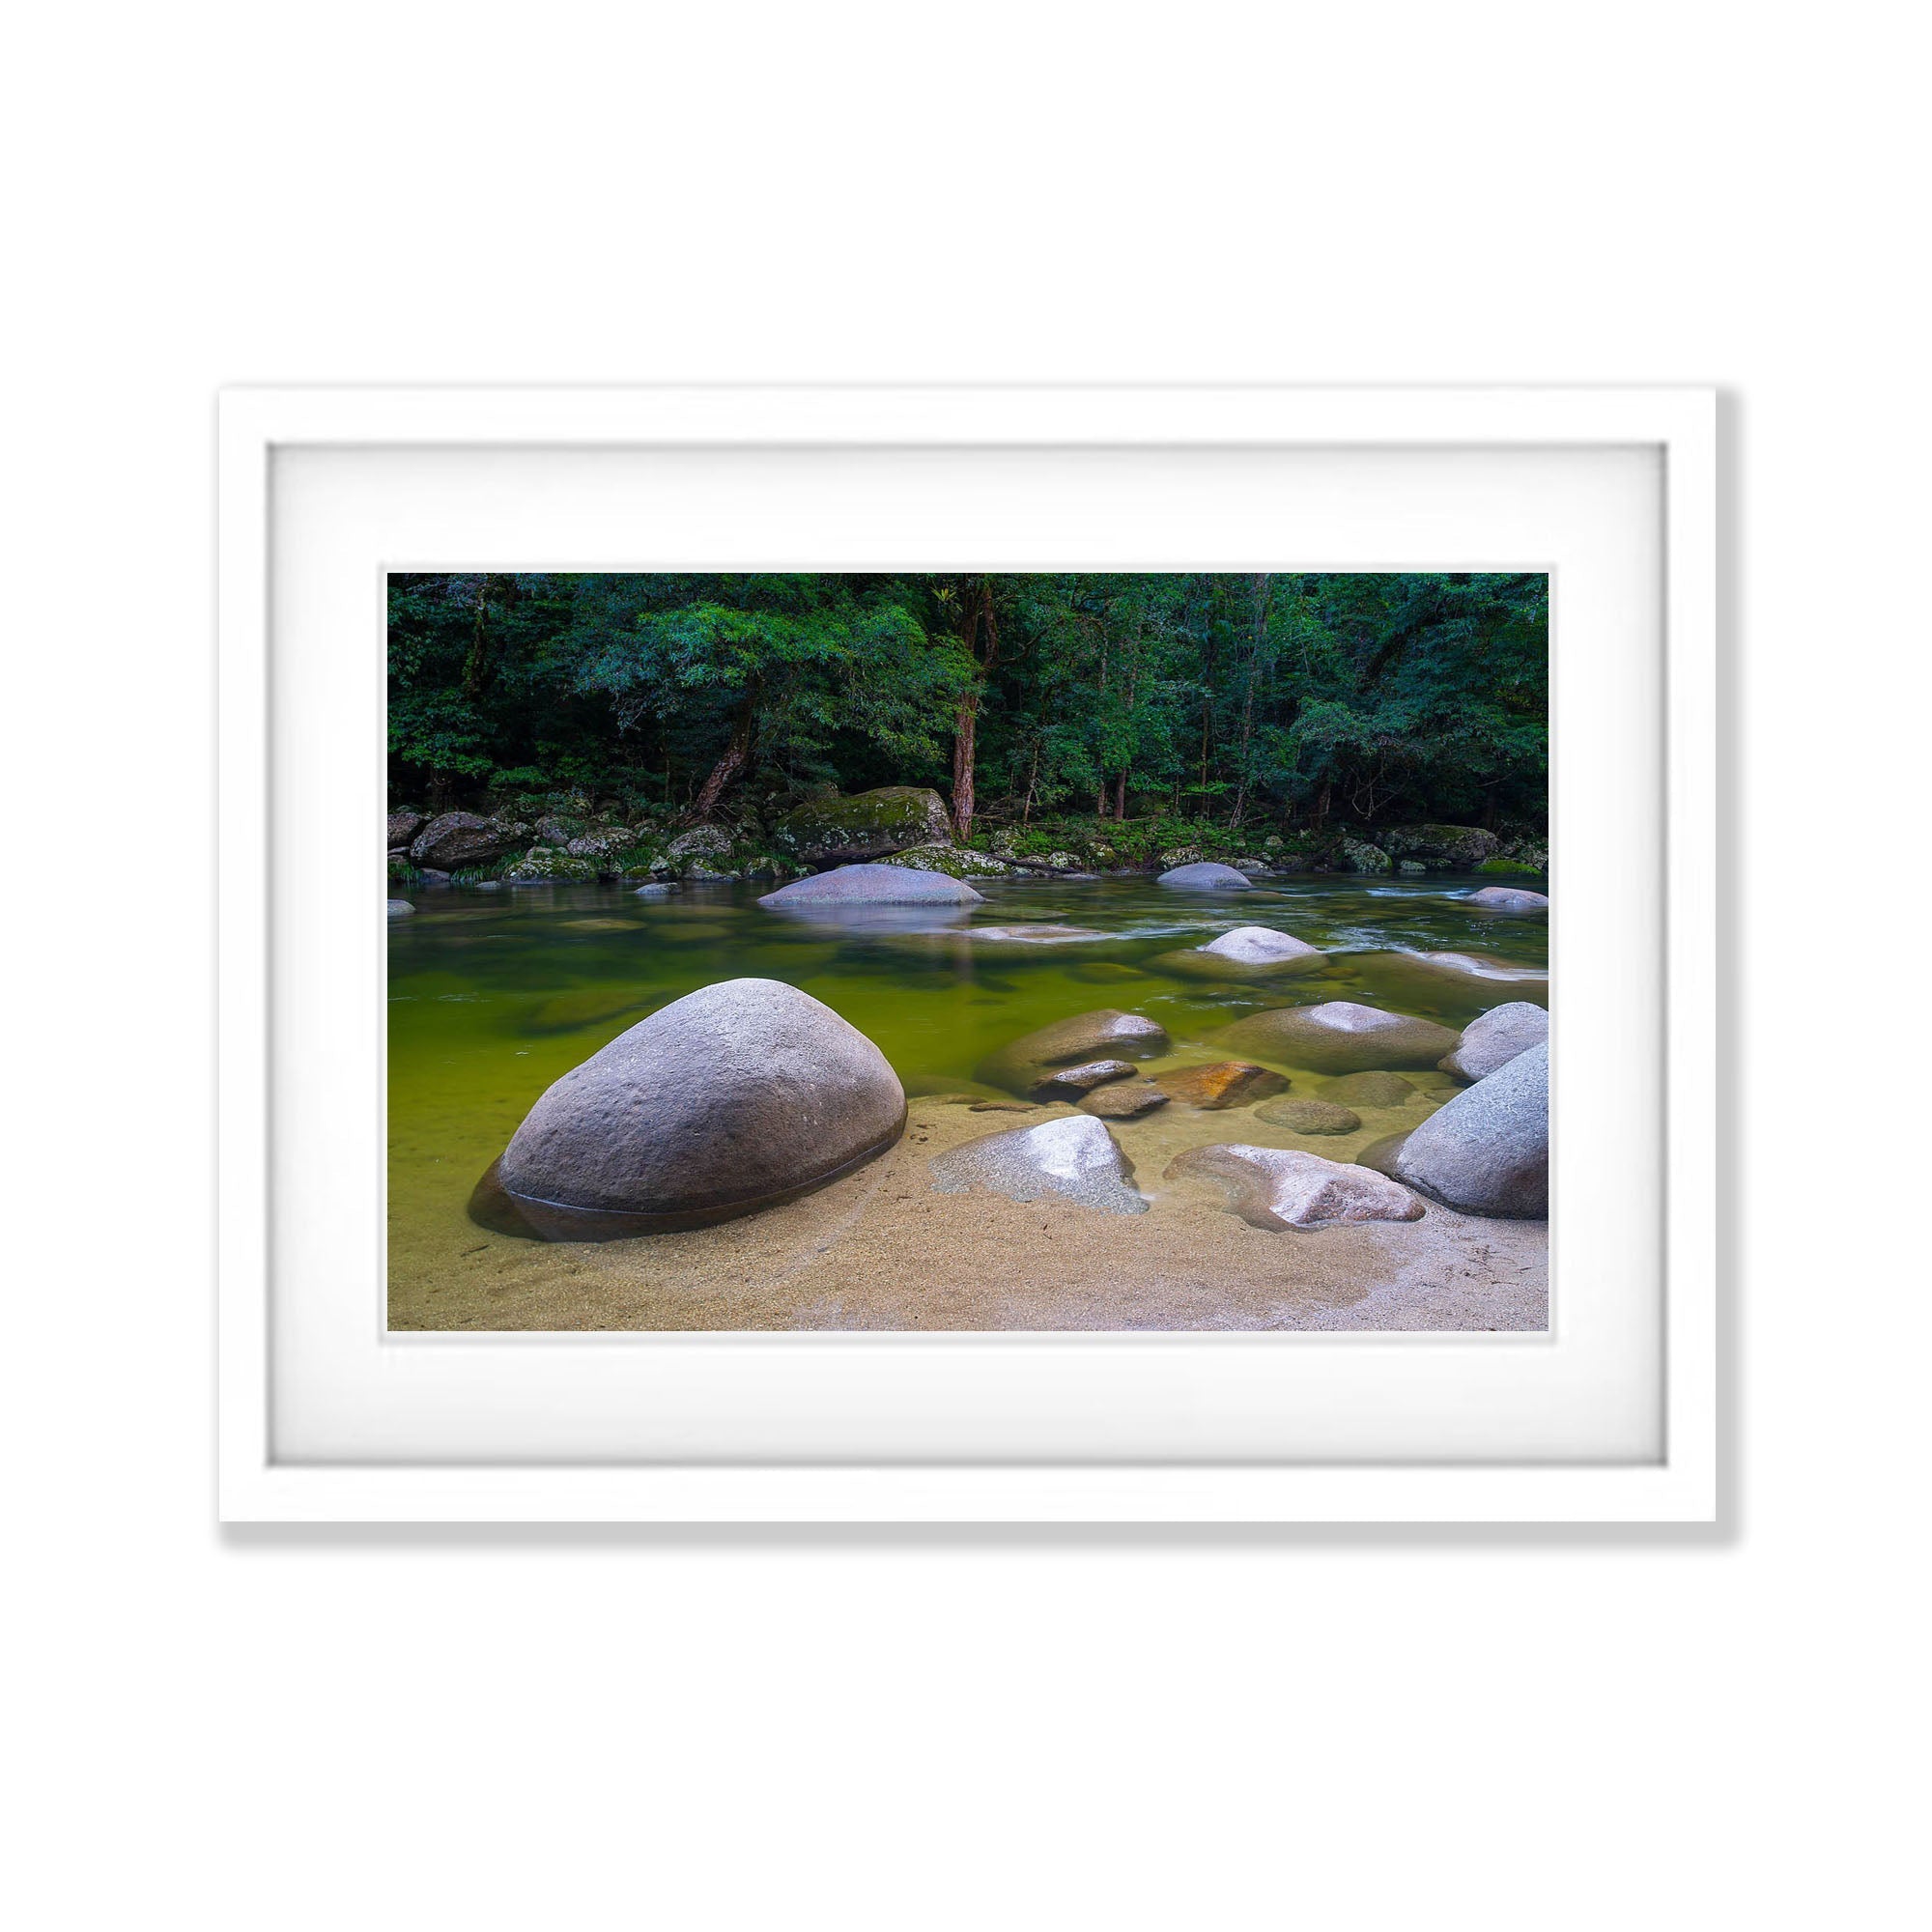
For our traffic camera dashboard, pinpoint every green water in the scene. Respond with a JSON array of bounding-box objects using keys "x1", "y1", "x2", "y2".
[{"x1": 387, "y1": 873, "x2": 1547, "y2": 1269}]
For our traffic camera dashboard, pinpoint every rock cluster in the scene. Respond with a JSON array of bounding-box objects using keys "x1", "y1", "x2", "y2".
[
  {"x1": 1254, "y1": 1097, "x2": 1360, "y2": 1134},
  {"x1": 978, "y1": 1009, "x2": 1171, "y2": 1095}
]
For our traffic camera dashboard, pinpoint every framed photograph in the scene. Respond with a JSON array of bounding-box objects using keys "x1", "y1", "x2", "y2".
[{"x1": 218, "y1": 384, "x2": 1716, "y2": 1521}]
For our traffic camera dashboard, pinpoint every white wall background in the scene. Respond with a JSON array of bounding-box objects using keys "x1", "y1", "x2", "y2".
[{"x1": 5, "y1": 4, "x2": 1923, "y2": 1927}]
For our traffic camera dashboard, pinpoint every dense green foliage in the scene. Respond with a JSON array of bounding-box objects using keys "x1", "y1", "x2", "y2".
[{"x1": 389, "y1": 572, "x2": 1546, "y2": 837}]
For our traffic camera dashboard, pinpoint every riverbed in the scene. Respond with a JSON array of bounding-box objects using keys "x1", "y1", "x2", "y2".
[{"x1": 387, "y1": 872, "x2": 1548, "y2": 1330}]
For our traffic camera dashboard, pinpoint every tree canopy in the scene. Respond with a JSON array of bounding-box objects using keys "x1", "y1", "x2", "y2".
[{"x1": 388, "y1": 571, "x2": 1547, "y2": 837}]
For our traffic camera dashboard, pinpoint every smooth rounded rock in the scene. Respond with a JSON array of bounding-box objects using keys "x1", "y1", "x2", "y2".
[
  {"x1": 1164, "y1": 1144, "x2": 1424, "y2": 1231},
  {"x1": 758, "y1": 864, "x2": 983, "y2": 908},
  {"x1": 485, "y1": 978, "x2": 906, "y2": 1237},
  {"x1": 1217, "y1": 1001, "x2": 1462, "y2": 1074},
  {"x1": 1390, "y1": 1040, "x2": 1548, "y2": 1218},
  {"x1": 1440, "y1": 1001, "x2": 1549, "y2": 1083},
  {"x1": 1465, "y1": 885, "x2": 1549, "y2": 911},
  {"x1": 1254, "y1": 1097, "x2": 1360, "y2": 1134},
  {"x1": 1154, "y1": 924, "x2": 1326, "y2": 980},
  {"x1": 1156, "y1": 861, "x2": 1253, "y2": 890},
  {"x1": 386, "y1": 898, "x2": 414, "y2": 918},
  {"x1": 929, "y1": 1113, "x2": 1148, "y2": 1216}
]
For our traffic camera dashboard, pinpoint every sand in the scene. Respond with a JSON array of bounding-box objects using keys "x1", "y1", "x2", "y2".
[{"x1": 388, "y1": 1091, "x2": 1547, "y2": 1332}]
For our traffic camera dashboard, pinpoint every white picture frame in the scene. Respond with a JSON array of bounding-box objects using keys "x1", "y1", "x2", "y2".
[{"x1": 218, "y1": 384, "x2": 1717, "y2": 1523}]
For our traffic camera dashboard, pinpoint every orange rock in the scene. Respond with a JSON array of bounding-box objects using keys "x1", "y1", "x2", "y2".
[{"x1": 1154, "y1": 1061, "x2": 1290, "y2": 1110}]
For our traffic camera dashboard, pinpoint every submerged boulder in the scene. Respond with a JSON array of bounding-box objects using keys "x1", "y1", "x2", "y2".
[
  {"x1": 977, "y1": 1008, "x2": 1171, "y2": 1094},
  {"x1": 1078, "y1": 1078, "x2": 1169, "y2": 1120},
  {"x1": 1390, "y1": 1040, "x2": 1548, "y2": 1218},
  {"x1": 1352, "y1": 949, "x2": 1549, "y2": 1010},
  {"x1": 409, "y1": 810, "x2": 530, "y2": 869},
  {"x1": 929, "y1": 1113, "x2": 1148, "y2": 1215},
  {"x1": 479, "y1": 978, "x2": 906, "y2": 1239},
  {"x1": 1440, "y1": 1001, "x2": 1549, "y2": 1083},
  {"x1": 776, "y1": 786, "x2": 953, "y2": 863},
  {"x1": 1156, "y1": 861, "x2": 1252, "y2": 890},
  {"x1": 1466, "y1": 885, "x2": 1549, "y2": 911},
  {"x1": 1164, "y1": 1144, "x2": 1424, "y2": 1231},
  {"x1": 1254, "y1": 1096, "x2": 1360, "y2": 1134},
  {"x1": 1316, "y1": 1070, "x2": 1419, "y2": 1108},
  {"x1": 1154, "y1": 1061, "x2": 1290, "y2": 1110},
  {"x1": 1217, "y1": 1001, "x2": 1462, "y2": 1074},
  {"x1": 1154, "y1": 925, "x2": 1326, "y2": 980},
  {"x1": 758, "y1": 864, "x2": 983, "y2": 908}
]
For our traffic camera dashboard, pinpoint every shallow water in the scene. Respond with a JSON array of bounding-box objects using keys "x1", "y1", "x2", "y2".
[{"x1": 387, "y1": 872, "x2": 1547, "y2": 1326}]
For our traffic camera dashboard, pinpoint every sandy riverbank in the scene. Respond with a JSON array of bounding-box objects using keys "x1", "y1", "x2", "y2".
[{"x1": 389, "y1": 1091, "x2": 1547, "y2": 1331}]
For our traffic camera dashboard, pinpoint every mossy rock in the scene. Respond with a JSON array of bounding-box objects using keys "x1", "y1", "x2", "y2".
[
  {"x1": 878, "y1": 843, "x2": 1014, "y2": 879},
  {"x1": 775, "y1": 786, "x2": 953, "y2": 863},
  {"x1": 503, "y1": 847, "x2": 598, "y2": 883}
]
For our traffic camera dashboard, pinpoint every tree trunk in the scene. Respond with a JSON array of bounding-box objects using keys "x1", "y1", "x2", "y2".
[
  {"x1": 951, "y1": 696, "x2": 978, "y2": 840},
  {"x1": 1113, "y1": 770, "x2": 1127, "y2": 818},
  {"x1": 690, "y1": 702, "x2": 754, "y2": 821},
  {"x1": 950, "y1": 577, "x2": 998, "y2": 841}
]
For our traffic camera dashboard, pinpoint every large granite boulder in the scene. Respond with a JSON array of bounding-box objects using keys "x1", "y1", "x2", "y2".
[
  {"x1": 1440, "y1": 1001, "x2": 1549, "y2": 1083},
  {"x1": 1379, "y1": 824, "x2": 1499, "y2": 870},
  {"x1": 1154, "y1": 925, "x2": 1325, "y2": 980},
  {"x1": 1156, "y1": 861, "x2": 1252, "y2": 890},
  {"x1": 775, "y1": 786, "x2": 953, "y2": 863},
  {"x1": 1337, "y1": 837, "x2": 1390, "y2": 874},
  {"x1": 1216, "y1": 1001, "x2": 1462, "y2": 1074},
  {"x1": 1466, "y1": 885, "x2": 1549, "y2": 911},
  {"x1": 386, "y1": 810, "x2": 424, "y2": 851},
  {"x1": 478, "y1": 979, "x2": 906, "y2": 1238},
  {"x1": 1164, "y1": 1145, "x2": 1424, "y2": 1231},
  {"x1": 759, "y1": 864, "x2": 982, "y2": 908},
  {"x1": 977, "y1": 1008, "x2": 1170, "y2": 1094},
  {"x1": 409, "y1": 810, "x2": 530, "y2": 869},
  {"x1": 929, "y1": 1113, "x2": 1147, "y2": 1215},
  {"x1": 1390, "y1": 1040, "x2": 1548, "y2": 1217}
]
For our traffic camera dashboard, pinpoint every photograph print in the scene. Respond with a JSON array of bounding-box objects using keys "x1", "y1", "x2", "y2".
[{"x1": 386, "y1": 571, "x2": 1549, "y2": 1331}]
